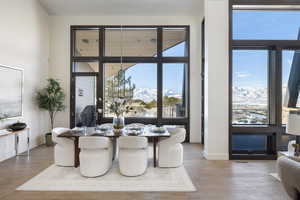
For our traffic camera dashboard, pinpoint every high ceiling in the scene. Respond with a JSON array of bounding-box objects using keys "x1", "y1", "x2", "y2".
[{"x1": 39, "y1": 0, "x2": 202, "y2": 16}]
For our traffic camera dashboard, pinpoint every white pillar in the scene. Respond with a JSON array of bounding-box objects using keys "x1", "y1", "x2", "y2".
[{"x1": 204, "y1": 0, "x2": 229, "y2": 160}]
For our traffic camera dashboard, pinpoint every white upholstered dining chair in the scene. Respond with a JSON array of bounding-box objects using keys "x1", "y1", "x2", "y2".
[
  {"x1": 79, "y1": 136, "x2": 113, "y2": 177},
  {"x1": 118, "y1": 136, "x2": 148, "y2": 176},
  {"x1": 98, "y1": 123, "x2": 117, "y2": 160},
  {"x1": 288, "y1": 140, "x2": 296, "y2": 153},
  {"x1": 158, "y1": 128, "x2": 186, "y2": 168},
  {"x1": 52, "y1": 128, "x2": 74, "y2": 167}
]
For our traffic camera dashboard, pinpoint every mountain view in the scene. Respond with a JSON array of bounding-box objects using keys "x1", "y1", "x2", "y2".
[
  {"x1": 232, "y1": 86, "x2": 292, "y2": 124},
  {"x1": 232, "y1": 86, "x2": 268, "y2": 105},
  {"x1": 133, "y1": 88, "x2": 181, "y2": 103},
  {"x1": 232, "y1": 86, "x2": 268, "y2": 124}
]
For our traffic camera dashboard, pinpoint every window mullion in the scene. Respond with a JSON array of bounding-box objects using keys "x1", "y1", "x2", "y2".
[
  {"x1": 268, "y1": 48, "x2": 277, "y2": 125},
  {"x1": 276, "y1": 49, "x2": 282, "y2": 127},
  {"x1": 157, "y1": 27, "x2": 163, "y2": 124},
  {"x1": 98, "y1": 27, "x2": 104, "y2": 123}
]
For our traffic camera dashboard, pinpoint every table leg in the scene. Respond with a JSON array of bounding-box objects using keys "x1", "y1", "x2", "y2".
[
  {"x1": 112, "y1": 138, "x2": 117, "y2": 161},
  {"x1": 153, "y1": 137, "x2": 157, "y2": 168},
  {"x1": 15, "y1": 134, "x2": 18, "y2": 156},
  {"x1": 27, "y1": 128, "x2": 30, "y2": 157},
  {"x1": 74, "y1": 138, "x2": 80, "y2": 168}
]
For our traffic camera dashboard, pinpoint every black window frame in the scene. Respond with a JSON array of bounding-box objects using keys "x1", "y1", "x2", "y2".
[
  {"x1": 229, "y1": 1, "x2": 300, "y2": 159},
  {"x1": 70, "y1": 25, "x2": 190, "y2": 142}
]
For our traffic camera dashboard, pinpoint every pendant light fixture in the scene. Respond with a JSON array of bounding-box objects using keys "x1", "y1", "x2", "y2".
[
  {"x1": 120, "y1": 25, "x2": 123, "y2": 71},
  {"x1": 120, "y1": 25, "x2": 124, "y2": 98}
]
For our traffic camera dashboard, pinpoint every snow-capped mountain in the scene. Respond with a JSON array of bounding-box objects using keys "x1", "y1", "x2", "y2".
[
  {"x1": 133, "y1": 88, "x2": 181, "y2": 103},
  {"x1": 164, "y1": 90, "x2": 182, "y2": 98},
  {"x1": 233, "y1": 86, "x2": 267, "y2": 105},
  {"x1": 133, "y1": 88, "x2": 157, "y2": 103}
]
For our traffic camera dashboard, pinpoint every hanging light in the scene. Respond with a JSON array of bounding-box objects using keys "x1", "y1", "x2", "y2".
[
  {"x1": 120, "y1": 25, "x2": 125, "y2": 98},
  {"x1": 120, "y1": 25, "x2": 123, "y2": 71}
]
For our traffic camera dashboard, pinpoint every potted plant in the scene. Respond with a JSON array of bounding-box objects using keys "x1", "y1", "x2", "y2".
[
  {"x1": 36, "y1": 79, "x2": 65, "y2": 146},
  {"x1": 107, "y1": 98, "x2": 132, "y2": 131}
]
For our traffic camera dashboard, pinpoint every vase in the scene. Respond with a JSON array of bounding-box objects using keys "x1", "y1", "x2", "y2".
[{"x1": 113, "y1": 116, "x2": 125, "y2": 132}]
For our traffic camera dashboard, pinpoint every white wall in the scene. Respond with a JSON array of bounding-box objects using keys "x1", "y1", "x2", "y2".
[
  {"x1": 49, "y1": 15, "x2": 203, "y2": 143},
  {"x1": 204, "y1": 0, "x2": 229, "y2": 159},
  {"x1": 0, "y1": 0, "x2": 50, "y2": 161}
]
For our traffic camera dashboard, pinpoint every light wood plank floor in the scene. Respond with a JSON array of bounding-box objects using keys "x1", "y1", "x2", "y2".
[{"x1": 0, "y1": 144, "x2": 290, "y2": 200}]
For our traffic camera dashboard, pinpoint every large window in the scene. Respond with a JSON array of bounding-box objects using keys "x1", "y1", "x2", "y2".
[
  {"x1": 232, "y1": 50, "x2": 269, "y2": 125},
  {"x1": 105, "y1": 28, "x2": 157, "y2": 57},
  {"x1": 282, "y1": 50, "x2": 300, "y2": 124},
  {"x1": 232, "y1": 134, "x2": 267, "y2": 152},
  {"x1": 163, "y1": 63, "x2": 187, "y2": 118},
  {"x1": 233, "y1": 10, "x2": 300, "y2": 40},
  {"x1": 104, "y1": 63, "x2": 158, "y2": 118},
  {"x1": 230, "y1": 7, "x2": 300, "y2": 159},
  {"x1": 70, "y1": 26, "x2": 190, "y2": 140},
  {"x1": 74, "y1": 29, "x2": 99, "y2": 57},
  {"x1": 163, "y1": 28, "x2": 187, "y2": 57}
]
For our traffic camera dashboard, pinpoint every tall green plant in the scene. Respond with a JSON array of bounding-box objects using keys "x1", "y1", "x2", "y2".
[{"x1": 36, "y1": 79, "x2": 65, "y2": 130}]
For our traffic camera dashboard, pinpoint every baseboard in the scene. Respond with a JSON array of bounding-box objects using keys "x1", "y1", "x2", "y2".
[{"x1": 203, "y1": 151, "x2": 229, "y2": 160}]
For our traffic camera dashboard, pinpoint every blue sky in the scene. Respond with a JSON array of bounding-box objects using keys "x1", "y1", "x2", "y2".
[
  {"x1": 233, "y1": 10, "x2": 300, "y2": 88},
  {"x1": 233, "y1": 11, "x2": 300, "y2": 40},
  {"x1": 125, "y1": 42, "x2": 185, "y2": 93},
  {"x1": 127, "y1": 11, "x2": 300, "y2": 92}
]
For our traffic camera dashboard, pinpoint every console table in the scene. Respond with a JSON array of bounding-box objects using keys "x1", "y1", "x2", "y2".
[{"x1": 0, "y1": 128, "x2": 30, "y2": 157}]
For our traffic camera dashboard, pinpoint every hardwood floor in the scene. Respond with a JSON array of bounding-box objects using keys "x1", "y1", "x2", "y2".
[{"x1": 0, "y1": 144, "x2": 289, "y2": 200}]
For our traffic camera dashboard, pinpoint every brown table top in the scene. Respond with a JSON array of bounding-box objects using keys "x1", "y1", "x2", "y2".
[
  {"x1": 58, "y1": 127, "x2": 171, "y2": 138},
  {"x1": 0, "y1": 127, "x2": 29, "y2": 138}
]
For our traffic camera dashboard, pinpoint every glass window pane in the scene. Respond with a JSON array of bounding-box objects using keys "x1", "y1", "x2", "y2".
[
  {"x1": 104, "y1": 63, "x2": 157, "y2": 117},
  {"x1": 163, "y1": 63, "x2": 187, "y2": 118},
  {"x1": 233, "y1": 10, "x2": 300, "y2": 40},
  {"x1": 105, "y1": 28, "x2": 157, "y2": 57},
  {"x1": 75, "y1": 76, "x2": 97, "y2": 127},
  {"x1": 232, "y1": 134, "x2": 267, "y2": 151},
  {"x1": 232, "y1": 50, "x2": 268, "y2": 124},
  {"x1": 74, "y1": 29, "x2": 99, "y2": 57},
  {"x1": 73, "y1": 61, "x2": 98, "y2": 72},
  {"x1": 282, "y1": 50, "x2": 300, "y2": 124},
  {"x1": 163, "y1": 28, "x2": 187, "y2": 57}
]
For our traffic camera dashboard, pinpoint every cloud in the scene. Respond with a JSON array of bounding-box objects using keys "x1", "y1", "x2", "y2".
[{"x1": 235, "y1": 72, "x2": 251, "y2": 78}]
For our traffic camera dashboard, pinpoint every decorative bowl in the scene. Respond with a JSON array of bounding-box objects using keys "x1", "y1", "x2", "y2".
[
  {"x1": 9, "y1": 122, "x2": 27, "y2": 131},
  {"x1": 151, "y1": 127, "x2": 165, "y2": 133}
]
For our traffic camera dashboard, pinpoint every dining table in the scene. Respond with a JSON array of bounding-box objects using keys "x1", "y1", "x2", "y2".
[{"x1": 58, "y1": 126, "x2": 170, "y2": 168}]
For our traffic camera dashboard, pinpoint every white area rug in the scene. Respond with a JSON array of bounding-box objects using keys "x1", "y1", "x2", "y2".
[
  {"x1": 270, "y1": 173, "x2": 281, "y2": 181},
  {"x1": 17, "y1": 164, "x2": 196, "y2": 192}
]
